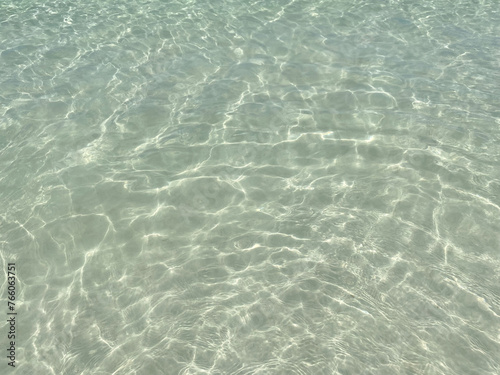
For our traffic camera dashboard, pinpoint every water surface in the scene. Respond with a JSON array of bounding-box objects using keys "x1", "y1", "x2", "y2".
[{"x1": 1, "y1": 0, "x2": 500, "y2": 374}]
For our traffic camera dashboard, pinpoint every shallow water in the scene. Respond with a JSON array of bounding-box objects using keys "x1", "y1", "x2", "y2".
[{"x1": 1, "y1": 0, "x2": 500, "y2": 374}]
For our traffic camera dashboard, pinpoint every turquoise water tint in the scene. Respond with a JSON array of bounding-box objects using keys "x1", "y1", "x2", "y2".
[{"x1": 1, "y1": 0, "x2": 500, "y2": 374}]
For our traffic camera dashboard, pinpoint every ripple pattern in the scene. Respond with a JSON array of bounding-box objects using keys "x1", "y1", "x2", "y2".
[{"x1": 1, "y1": 0, "x2": 500, "y2": 374}]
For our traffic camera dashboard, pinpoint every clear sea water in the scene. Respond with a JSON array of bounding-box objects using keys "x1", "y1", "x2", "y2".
[{"x1": 1, "y1": 0, "x2": 500, "y2": 374}]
